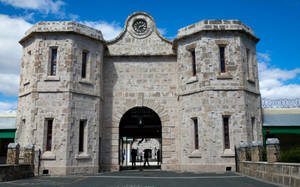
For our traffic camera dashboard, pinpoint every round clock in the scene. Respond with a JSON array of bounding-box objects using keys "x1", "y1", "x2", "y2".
[{"x1": 133, "y1": 19, "x2": 147, "y2": 33}]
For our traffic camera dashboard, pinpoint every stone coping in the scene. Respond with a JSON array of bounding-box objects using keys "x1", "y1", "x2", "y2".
[
  {"x1": 19, "y1": 21, "x2": 104, "y2": 44},
  {"x1": 175, "y1": 20, "x2": 259, "y2": 42},
  {"x1": 251, "y1": 141, "x2": 262, "y2": 147},
  {"x1": 239, "y1": 142, "x2": 249, "y2": 148},
  {"x1": 8, "y1": 143, "x2": 19, "y2": 148},
  {"x1": 24, "y1": 144, "x2": 34, "y2": 150},
  {"x1": 266, "y1": 138, "x2": 280, "y2": 145}
]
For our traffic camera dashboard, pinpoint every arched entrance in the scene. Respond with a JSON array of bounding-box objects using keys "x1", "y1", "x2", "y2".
[{"x1": 119, "y1": 106, "x2": 162, "y2": 169}]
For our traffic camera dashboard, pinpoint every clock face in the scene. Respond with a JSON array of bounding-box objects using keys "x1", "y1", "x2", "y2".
[{"x1": 133, "y1": 19, "x2": 147, "y2": 33}]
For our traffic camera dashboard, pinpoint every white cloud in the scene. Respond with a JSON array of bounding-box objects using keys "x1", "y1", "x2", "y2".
[
  {"x1": 0, "y1": 73, "x2": 20, "y2": 96},
  {"x1": 0, "y1": 0, "x2": 65, "y2": 15},
  {"x1": 257, "y1": 52, "x2": 271, "y2": 62},
  {"x1": 0, "y1": 14, "x2": 32, "y2": 96},
  {"x1": 80, "y1": 21, "x2": 122, "y2": 40},
  {"x1": 258, "y1": 53, "x2": 300, "y2": 99},
  {"x1": 0, "y1": 101, "x2": 17, "y2": 114}
]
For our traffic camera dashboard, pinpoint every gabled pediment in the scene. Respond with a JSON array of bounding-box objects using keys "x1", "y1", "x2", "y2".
[{"x1": 106, "y1": 12, "x2": 175, "y2": 56}]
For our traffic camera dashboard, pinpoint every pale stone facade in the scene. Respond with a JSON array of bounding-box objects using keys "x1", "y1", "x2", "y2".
[{"x1": 16, "y1": 12, "x2": 262, "y2": 175}]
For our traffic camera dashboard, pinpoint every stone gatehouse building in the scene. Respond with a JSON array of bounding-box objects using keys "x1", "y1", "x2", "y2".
[{"x1": 15, "y1": 12, "x2": 262, "y2": 175}]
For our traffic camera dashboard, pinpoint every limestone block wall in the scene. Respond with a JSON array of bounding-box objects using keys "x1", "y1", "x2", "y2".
[
  {"x1": 33, "y1": 93, "x2": 70, "y2": 174},
  {"x1": 102, "y1": 56, "x2": 179, "y2": 171},
  {"x1": 16, "y1": 22, "x2": 105, "y2": 175},
  {"x1": 239, "y1": 161, "x2": 300, "y2": 187},
  {"x1": 66, "y1": 93, "x2": 101, "y2": 174},
  {"x1": 175, "y1": 28, "x2": 260, "y2": 172},
  {"x1": 178, "y1": 91, "x2": 246, "y2": 172},
  {"x1": 177, "y1": 32, "x2": 244, "y2": 93},
  {"x1": 240, "y1": 36, "x2": 262, "y2": 144},
  {"x1": 64, "y1": 34, "x2": 103, "y2": 174},
  {"x1": 69, "y1": 35, "x2": 103, "y2": 96},
  {"x1": 16, "y1": 33, "x2": 76, "y2": 175},
  {"x1": 240, "y1": 36, "x2": 259, "y2": 92},
  {"x1": 16, "y1": 33, "x2": 74, "y2": 146},
  {"x1": 244, "y1": 93, "x2": 262, "y2": 143}
]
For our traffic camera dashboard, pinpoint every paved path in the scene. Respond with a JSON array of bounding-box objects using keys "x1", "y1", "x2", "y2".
[{"x1": 0, "y1": 170, "x2": 278, "y2": 187}]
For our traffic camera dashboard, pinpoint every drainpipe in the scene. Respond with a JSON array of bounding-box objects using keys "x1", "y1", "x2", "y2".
[{"x1": 38, "y1": 149, "x2": 41, "y2": 176}]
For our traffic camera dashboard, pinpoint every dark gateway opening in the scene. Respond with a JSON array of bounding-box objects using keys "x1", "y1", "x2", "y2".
[
  {"x1": 120, "y1": 107, "x2": 161, "y2": 138},
  {"x1": 119, "y1": 107, "x2": 162, "y2": 169}
]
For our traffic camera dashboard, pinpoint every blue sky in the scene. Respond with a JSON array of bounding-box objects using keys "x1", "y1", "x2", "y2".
[{"x1": 0, "y1": 0, "x2": 299, "y2": 113}]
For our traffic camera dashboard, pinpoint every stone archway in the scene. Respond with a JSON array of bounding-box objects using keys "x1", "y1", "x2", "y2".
[
  {"x1": 119, "y1": 106, "x2": 162, "y2": 169},
  {"x1": 101, "y1": 98, "x2": 176, "y2": 172}
]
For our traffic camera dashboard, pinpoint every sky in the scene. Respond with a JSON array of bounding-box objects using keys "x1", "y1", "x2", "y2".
[{"x1": 0, "y1": 0, "x2": 299, "y2": 113}]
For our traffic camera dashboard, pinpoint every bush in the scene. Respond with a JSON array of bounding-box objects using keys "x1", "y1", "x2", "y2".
[
  {"x1": 280, "y1": 148, "x2": 300, "y2": 163},
  {"x1": 262, "y1": 148, "x2": 267, "y2": 161}
]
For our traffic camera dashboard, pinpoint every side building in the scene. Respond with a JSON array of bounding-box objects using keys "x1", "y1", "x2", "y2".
[
  {"x1": 16, "y1": 12, "x2": 262, "y2": 175},
  {"x1": 0, "y1": 113, "x2": 16, "y2": 164}
]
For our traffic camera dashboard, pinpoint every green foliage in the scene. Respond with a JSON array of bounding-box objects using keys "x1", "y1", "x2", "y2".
[
  {"x1": 279, "y1": 148, "x2": 300, "y2": 163},
  {"x1": 262, "y1": 148, "x2": 267, "y2": 161}
]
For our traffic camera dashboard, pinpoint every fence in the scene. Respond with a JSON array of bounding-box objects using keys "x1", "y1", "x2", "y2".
[{"x1": 237, "y1": 139, "x2": 300, "y2": 187}]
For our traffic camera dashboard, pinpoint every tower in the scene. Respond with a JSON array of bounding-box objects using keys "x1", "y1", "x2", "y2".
[
  {"x1": 16, "y1": 22, "x2": 105, "y2": 175},
  {"x1": 175, "y1": 20, "x2": 262, "y2": 171}
]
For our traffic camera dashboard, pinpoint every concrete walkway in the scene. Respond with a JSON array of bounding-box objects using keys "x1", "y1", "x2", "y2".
[{"x1": 0, "y1": 170, "x2": 278, "y2": 187}]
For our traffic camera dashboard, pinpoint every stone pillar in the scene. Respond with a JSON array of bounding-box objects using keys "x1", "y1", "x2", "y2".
[
  {"x1": 266, "y1": 138, "x2": 280, "y2": 163},
  {"x1": 238, "y1": 142, "x2": 249, "y2": 161},
  {"x1": 24, "y1": 145, "x2": 35, "y2": 165},
  {"x1": 6, "y1": 143, "x2": 20, "y2": 165},
  {"x1": 251, "y1": 141, "x2": 263, "y2": 162}
]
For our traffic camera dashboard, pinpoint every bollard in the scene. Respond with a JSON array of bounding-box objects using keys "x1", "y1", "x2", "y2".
[
  {"x1": 24, "y1": 144, "x2": 35, "y2": 165},
  {"x1": 238, "y1": 142, "x2": 248, "y2": 161},
  {"x1": 6, "y1": 143, "x2": 20, "y2": 165},
  {"x1": 251, "y1": 141, "x2": 263, "y2": 162},
  {"x1": 266, "y1": 138, "x2": 280, "y2": 163}
]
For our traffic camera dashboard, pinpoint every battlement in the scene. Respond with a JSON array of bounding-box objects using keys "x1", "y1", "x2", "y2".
[
  {"x1": 176, "y1": 20, "x2": 259, "y2": 42},
  {"x1": 19, "y1": 21, "x2": 104, "y2": 44}
]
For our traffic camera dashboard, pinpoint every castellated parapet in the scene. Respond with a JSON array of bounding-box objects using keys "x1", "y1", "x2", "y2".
[{"x1": 16, "y1": 12, "x2": 262, "y2": 175}]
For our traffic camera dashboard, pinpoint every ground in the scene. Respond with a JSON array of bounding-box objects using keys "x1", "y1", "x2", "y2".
[{"x1": 0, "y1": 170, "x2": 277, "y2": 187}]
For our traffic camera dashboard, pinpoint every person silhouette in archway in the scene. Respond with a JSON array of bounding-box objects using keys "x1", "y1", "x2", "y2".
[
  {"x1": 143, "y1": 149, "x2": 150, "y2": 167},
  {"x1": 157, "y1": 149, "x2": 161, "y2": 166},
  {"x1": 131, "y1": 149, "x2": 137, "y2": 168}
]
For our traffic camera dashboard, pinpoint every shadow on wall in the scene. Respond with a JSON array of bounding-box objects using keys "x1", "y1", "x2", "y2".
[{"x1": 101, "y1": 56, "x2": 118, "y2": 171}]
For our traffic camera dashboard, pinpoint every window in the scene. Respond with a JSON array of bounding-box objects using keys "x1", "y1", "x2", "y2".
[
  {"x1": 246, "y1": 48, "x2": 254, "y2": 80},
  {"x1": 246, "y1": 49, "x2": 250, "y2": 76},
  {"x1": 251, "y1": 117, "x2": 255, "y2": 141},
  {"x1": 79, "y1": 120, "x2": 86, "y2": 152},
  {"x1": 191, "y1": 50, "x2": 196, "y2": 76},
  {"x1": 219, "y1": 46, "x2": 226, "y2": 73},
  {"x1": 192, "y1": 118, "x2": 199, "y2": 149},
  {"x1": 223, "y1": 116, "x2": 230, "y2": 149},
  {"x1": 81, "y1": 51, "x2": 88, "y2": 79},
  {"x1": 50, "y1": 48, "x2": 57, "y2": 76},
  {"x1": 46, "y1": 119, "x2": 53, "y2": 151},
  {"x1": 246, "y1": 48, "x2": 250, "y2": 65}
]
